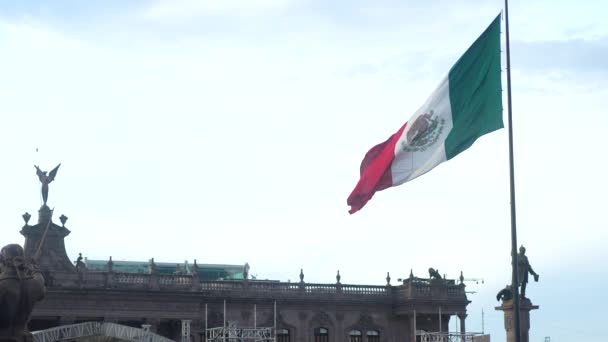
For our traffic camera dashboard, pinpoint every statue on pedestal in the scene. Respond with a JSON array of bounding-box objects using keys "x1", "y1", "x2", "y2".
[
  {"x1": 0, "y1": 244, "x2": 46, "y2": 342},
  {"x1": 34, "y1": 164, "x2": 61, "y2": 206},
  {"x1": 517, "y1": 246, "x2": 539, "y2": 298},
  {"x1": 495, "y1": 245, "x2": 541, "y2": 342}
]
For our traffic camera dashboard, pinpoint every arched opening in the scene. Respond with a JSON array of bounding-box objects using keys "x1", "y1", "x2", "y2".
[
  {"x1": 314, "y1": 327, "x2": 329, "y2": 342},
  {"x1": 277, "y1": 328, "x2": 290, "y2": 342},
  {"x1": 349, "y1": 330, "x2": 362, "y2": 342},
  {"x1": 366, "y1": 330, "x2": 379, "y2": 342}
]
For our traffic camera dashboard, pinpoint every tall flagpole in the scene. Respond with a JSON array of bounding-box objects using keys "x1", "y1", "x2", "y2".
[{"x1": 504, "y1": 1, "x2": 522, "y2": 342}]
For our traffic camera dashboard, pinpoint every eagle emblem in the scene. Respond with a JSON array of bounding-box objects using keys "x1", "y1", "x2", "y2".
[{"x1": 401, "y1": 110, "x2": 445, "y2": 152}]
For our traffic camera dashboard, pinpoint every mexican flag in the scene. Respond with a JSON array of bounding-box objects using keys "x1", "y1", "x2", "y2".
[{"x1": 347, "y1": 14, "x2": 503, "y2": 214}]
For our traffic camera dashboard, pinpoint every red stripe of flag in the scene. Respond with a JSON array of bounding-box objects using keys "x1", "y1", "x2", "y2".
[{"x1": 347, "y1": 123, "x2": 407, "y2": 214}]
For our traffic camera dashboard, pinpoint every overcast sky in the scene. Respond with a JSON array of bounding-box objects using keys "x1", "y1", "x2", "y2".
[{"x1": 1, "y1": 0, "x2": 607, "y2": 341}]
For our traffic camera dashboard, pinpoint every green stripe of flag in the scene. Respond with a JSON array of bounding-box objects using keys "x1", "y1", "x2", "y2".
[{"x1": 446, "y1": 14, "x2": 503, "y2": 160}]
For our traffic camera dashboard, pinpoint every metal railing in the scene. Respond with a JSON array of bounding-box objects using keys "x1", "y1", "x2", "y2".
[
  {"x1": 207, "y1": 326, "x2": 274, "y2": 342},
  {"x1": 417, "y1": 332, "x2": 489, "y2": 342}
]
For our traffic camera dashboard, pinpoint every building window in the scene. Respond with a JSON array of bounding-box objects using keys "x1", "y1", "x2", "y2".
[
  {"x1": 314, "y1": 327, "x2": 329, "y2": 342},
  {"x1": 349, "y1": 330, "x2": 362, "y2": 342},
  {"x1": 366, "y1": 330, "x2": 379, "y2": 342},
  {"x1": 277, "y1": 329, "x2": 290, "y2": 342}
]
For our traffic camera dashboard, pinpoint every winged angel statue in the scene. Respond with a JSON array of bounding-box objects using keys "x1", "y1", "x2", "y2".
[{"x1": 35, "y1": 164, "x2": 61, "y2": 206}]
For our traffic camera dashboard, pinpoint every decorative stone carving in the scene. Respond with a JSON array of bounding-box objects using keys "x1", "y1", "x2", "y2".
[
  {"x1": 335, "y1": 312, "x2": 344, "y2": 322},
  {"x1": 261, "y1": 312, "x2": 295, "y2": 331},
  {"x1": 22, "y1": 212, "x2": 31, "y2": 225},
  {"x1": 311, "y1": 311, "x2": 333, "y2": 327},
  {"x1": 348, "y1": 313, "x2": 380, "y2": 333},
  {"x1": 59, "y1": 214, "x2": 68, "y2": 227}
]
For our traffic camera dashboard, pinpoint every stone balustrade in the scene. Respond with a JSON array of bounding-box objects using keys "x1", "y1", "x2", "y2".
[
  {"x1": 399, "y1": 278, "x2": 467, "y2": 300},
  {"x1": 54, "y1": 269, "x2": 466, "y2": 303}
]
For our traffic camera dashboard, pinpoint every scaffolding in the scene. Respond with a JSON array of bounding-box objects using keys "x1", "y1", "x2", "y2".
[
  {"x1": 203, "y1": 300, "x2": 276, "y2": 342},
  {"x1": 416, "y1": 331, "x2": 490, "y2": 342}
]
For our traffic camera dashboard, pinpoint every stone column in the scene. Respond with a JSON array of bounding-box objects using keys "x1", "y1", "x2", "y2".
[
  {"x1": 297, "y1": 312, "x2": 308, "y2": 342},
  {"x1": 495, "y1": 298, "x2": 539, "y2": 342},
  {"x1": 409, "y1": 311, "x2": 416, "y2": 342},
  {"x1": 190, "y1": 320, "x2": 203, "y2": 342},
  {"x1": 335, "y1": 312, "x2": 344, "y2": 342},
  {"x1": 458, "y1": 313, "x2": 467, "y2": 342}
]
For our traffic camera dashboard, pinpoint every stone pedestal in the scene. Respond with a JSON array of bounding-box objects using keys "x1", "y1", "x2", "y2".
[
  {"x1": 20, "y1": 206, "x2": 75, "y2": 274},
  {"x1": 495, "y1": 298, "x2": 539, "y2": 342}
]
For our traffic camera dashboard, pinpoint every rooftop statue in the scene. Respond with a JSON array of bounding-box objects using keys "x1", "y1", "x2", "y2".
[
  {"x1": 243, "y1": 262, "x2": 250, "y2": 280},
  {"x1": 35, "y1": 164, "x2": 61, "y2": 206},
  {"x1": 0, "y1": 244, "x2": 46, "y2": 342},
  {"x1": 428, "y1": 268, "x2": 442, "y2": 280},
  {"x1": 496, "y1": 284, "x2": 513, "y2": 302},
  {"x1": 75, "y1": 253, "x2": 85, "y2": 272}
]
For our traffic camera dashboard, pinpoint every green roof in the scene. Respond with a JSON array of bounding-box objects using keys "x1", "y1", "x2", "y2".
[{"x1": 85, "y1": 259, "x2": 245, "y2": 281}]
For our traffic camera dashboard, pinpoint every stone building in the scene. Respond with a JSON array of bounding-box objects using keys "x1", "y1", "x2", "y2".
[{"x1": 20, "y1": 204, "x2": 472, "y2": 342}]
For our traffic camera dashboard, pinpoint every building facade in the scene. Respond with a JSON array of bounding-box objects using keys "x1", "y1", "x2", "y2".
[{"x1": 20, "y1": 205, "x2": 471, "y2": 342}]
